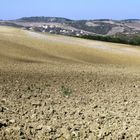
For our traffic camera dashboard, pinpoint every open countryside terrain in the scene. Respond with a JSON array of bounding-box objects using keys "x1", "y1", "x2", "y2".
[
  {"x1": 0, "y1": 26, "x2": 140, "y2": 139},
  {"x1": 1, "y1": 17, "x2": 140, "y2": 36}
]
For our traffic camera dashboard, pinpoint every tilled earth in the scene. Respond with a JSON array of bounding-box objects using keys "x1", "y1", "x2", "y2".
[
  {"x1": 0, "y1": 27, "x2": 140, "y2": 140},
  {"x1": 0, "y1": 63, "x2": 140, "y2": 140}
]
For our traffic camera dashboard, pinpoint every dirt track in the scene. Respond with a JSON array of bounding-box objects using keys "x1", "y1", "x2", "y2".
[{"x1": 0, "y1": 27, "x2": 140, "y2": 140}]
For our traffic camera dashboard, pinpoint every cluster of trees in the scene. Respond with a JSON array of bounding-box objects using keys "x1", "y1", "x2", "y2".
[{"x1": 77, "y1": 34, "x2": 140, "y2": 46}]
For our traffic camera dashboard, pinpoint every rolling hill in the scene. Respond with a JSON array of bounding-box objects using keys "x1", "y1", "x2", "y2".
[
  {"x1": 0, "y1": 26, "x2": 140, "y2": 139},
  {"x1": 0, "y1": 26, "x2": 140, "y2": 66}
]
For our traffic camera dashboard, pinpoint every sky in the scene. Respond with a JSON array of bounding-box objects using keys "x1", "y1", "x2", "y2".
[{"x1": 0, "y1": 0, "x2": 140, "y2": 20}]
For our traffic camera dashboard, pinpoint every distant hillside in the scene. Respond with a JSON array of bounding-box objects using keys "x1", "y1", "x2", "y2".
[{"x1": 0, "y1": 17, "x2": 140, "y2": 45}]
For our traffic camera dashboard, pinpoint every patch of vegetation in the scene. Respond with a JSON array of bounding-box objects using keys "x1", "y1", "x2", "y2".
[
  {"x1": 61, "y1": 86, "x2": 72, "y2": 97},
  {"x1": 77, "y1": 34, "x2": 140, "y2": 46},
  {"x1": 19, "y1": 17, "x2": 71, "y2": 23}
]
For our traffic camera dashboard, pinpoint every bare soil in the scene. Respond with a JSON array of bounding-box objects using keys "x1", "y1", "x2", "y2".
[{"x1": 0, "y1": 27, "x2": 140, "y2": 140}]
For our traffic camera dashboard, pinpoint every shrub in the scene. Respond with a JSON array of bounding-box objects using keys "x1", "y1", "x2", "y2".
[{"x1": 61, "y1": 86, "x2": 72, "y2": 97}]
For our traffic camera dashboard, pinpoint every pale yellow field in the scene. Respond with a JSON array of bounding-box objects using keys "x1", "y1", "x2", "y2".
[
  {"x1": 0, "y1": 26, "x2": 140, "y2": 140},
  {"x1": 0, "y1": 26, "x2": 140, "y2": 67}
]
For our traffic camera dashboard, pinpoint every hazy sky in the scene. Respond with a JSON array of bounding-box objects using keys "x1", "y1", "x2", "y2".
[{"x1": 0, "y1": 0, "x2": 140, "y2": 20}]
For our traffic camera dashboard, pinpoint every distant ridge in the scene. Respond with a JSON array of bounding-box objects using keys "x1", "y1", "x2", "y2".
[
  {"x1": 17, "y1": 16, "x2": 72, "y2": 23},
  {"x1": 16, "y1": 17, "x2": 140, "y2": 22}
]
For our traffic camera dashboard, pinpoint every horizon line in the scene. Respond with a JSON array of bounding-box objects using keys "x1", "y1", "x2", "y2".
[{"x1": 0, "y1": 16, "x2": 140, "y2": 21}]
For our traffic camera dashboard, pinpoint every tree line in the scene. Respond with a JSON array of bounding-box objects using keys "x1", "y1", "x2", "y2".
[{"x1": 77, "y1": 34, "x2": 140, "y2": 46}]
